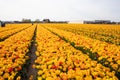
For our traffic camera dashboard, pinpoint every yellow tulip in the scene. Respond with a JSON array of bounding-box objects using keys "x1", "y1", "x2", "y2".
[
  {"x1": 3, "y1": 72, "x2": 9, "y2": 78},
  {"x1": 46, "y1": 77, "x2": 53, "y2": 80}
]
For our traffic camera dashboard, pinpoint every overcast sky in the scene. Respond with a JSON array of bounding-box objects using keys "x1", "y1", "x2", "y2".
[{"x1": 0, "y1": 0, "x2": 120, "y2": 21}]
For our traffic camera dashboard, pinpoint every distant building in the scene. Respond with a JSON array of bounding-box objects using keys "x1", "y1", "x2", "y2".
[
  {"x1": 43, "y1": 19, "x2": 50, "y2": 23},
  {"x1": 22, "y1": 18, "x2": 31, "y2": 23},
  {"x1": 14, "y1": 21, "x2": 20, "y2": 23},
  {"x1": 83, "y1": 21, "x2": 94, "y2": 24},
  {"x1": 68, "y1": 20, "x2": 83, "y2": 24},
  {"x1": 94, "y1": 20, "x2": 111, "y2": 24},
  {"x1": 34, "y1": 19, "x2": 40, "y2": 23},
  {"x1": 84, "y1": 20, "x2": 111, "y2": 24}
]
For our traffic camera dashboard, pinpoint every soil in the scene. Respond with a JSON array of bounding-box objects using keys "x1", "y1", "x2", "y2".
[{"x1": 26, "y1": 26, "x2": 38, "y2": 80}]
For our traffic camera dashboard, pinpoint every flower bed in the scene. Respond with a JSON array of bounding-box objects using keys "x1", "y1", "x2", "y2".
[{"x1": 34, "y1": 25, "x2": 118, "y2": 80}]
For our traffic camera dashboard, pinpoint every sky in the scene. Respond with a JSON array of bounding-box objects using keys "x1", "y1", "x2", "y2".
[{"x1": 0, "y1": 0, "x2": 120, "y2": 22}]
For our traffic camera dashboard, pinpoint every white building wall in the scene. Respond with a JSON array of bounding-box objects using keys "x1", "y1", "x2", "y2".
[{"x1": 68, "y1": 20, "x2": 83, "y2": 24}]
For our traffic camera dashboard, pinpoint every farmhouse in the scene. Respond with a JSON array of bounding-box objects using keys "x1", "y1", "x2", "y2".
[{"x1": 43, "y1": 19, "x2": 50, "y2": 23}]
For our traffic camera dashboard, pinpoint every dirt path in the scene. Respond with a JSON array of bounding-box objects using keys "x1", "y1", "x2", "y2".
[{"x1": 26, "y1": 26, "x2": 38, "y2": 80}]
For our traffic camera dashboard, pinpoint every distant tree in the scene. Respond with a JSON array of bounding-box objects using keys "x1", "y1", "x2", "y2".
[
  {"x1": 34, "y1": 19, "x2": 40, "y2": 23},
  {"x1": 22, "y1": 18, "x2": 31, "y2": 23}
]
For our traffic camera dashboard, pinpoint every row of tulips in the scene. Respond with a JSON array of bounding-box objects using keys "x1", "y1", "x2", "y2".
[
  {"x1": 34, "y1": 25, "x2": 118, "y2": 80},
  {"x1": 0, "y1": 25, "x2": 36, "y2": 80},
  {"x1": 45, "y1": 24, "x2": 120, "y2": 45},
  {"x1": 0, "y1": 24, "x2": 32, "y2": 41},
  {"x1": 44, "y1": 26, "x2": 120, "y2": 74},
  {"x1": 0, "y1": 26, "x2": 16, "y2": 33},
  {"x1": 0, "y1": 24, "x2": 19, "y2": 32},
  {"x1": 0, "y1": 24, "x2": 32, "y2": 33}
]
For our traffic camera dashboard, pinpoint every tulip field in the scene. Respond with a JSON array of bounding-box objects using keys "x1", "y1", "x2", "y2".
[{"x1": 0, "y1": 24, "x2": 120, "y2": 80}]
